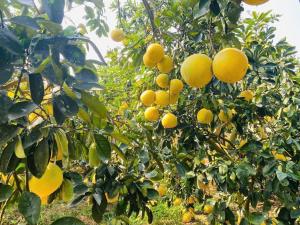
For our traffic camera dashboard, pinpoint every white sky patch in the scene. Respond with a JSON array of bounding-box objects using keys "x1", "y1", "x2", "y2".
[{"x1": 65, "y1": 0, "x2": 300, "y2": 59}]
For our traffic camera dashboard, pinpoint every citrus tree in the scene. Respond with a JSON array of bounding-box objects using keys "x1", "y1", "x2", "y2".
[
  {"x1": 101, "y1": 0, "x2": 300, "y2": 224},
  {"x1": 0, "y1": 1, "x2": 159, "y2": 224}
]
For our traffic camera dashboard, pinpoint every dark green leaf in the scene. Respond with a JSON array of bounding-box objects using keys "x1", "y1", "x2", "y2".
[
  {"x1": 27, "y1": 139, "x2": 50, "y2": 178},
  {"x1": 210, "y1": 0, "x2": 220, "y2": 16},
  {"x1": 8, "y1": 101, "x2": 38, "y2": 121},
  {"x1": 0, "y1": 183, "x2": 14, "y2": 202},
  {"x1": 53, "y1": 94, "x2": 79, "y2": 118},
  {"x1": 290, "y1": 209, "x2": 300, "y2": 219},
  {"x1": 0, "y1": 92, "x2": 13, "y2": 124},
  {"x1": 18, "y1": 192, "x2": 41, "y2": 225},
  {"x1": 75, "y1": 68, "x2": 98, "y2": 83},
  {"x1": 51, "y1": 217, "x2": 85, "y2": 225},
  {"x1": 42, "y1": 0, "x2": 65, "y2": 24},
  {"x1": 81, "y1": 92, "x2": 107, "y2": 118},
  {"x1": 0, "y1": 139, "x2": 20, "y2": 173},
  {"x1": 11, "y1": 16, "x2": 40, "y2": 30},
  {"x1": 61, "y1": 45, "x2": 85, "y2": 66},
  {"x1": 0, "y1": 29, "x2": 23, "y2": 55},
  {"x1": 29, "y1": 73, "x2": 44, "y2": 105},
  {"x1": 194, "y1": 0, "x2": 211, "y2": 17},
  {"x1": 225, "y1": 207, "x2": 235, "y2": 225},
  {"x1": 0, "y1": 66, "x2": 13, "y2": 85},
  {"x1": 17, "y1": 0, "x2": 34, "y2": 6},
  {"x1": 226, "y1": 2, "x2": 243, "y2": 24},
  {"x1": 92, "y1": 197, "x2": 107, "y2": 223},
  {"x1": 94, "y1": 134, "x2": 111, "y2": 162},
  {"x1": 262, "y1": 161, "x2": 276, "y2": 177},
  {"x1": 247, "y1": 212, "x2": 265, "y2": 225}
]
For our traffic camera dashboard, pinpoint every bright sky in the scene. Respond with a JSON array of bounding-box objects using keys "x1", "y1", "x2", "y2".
[{"x1": 66, "y1": 0, "x2": 300, "y2": 59}]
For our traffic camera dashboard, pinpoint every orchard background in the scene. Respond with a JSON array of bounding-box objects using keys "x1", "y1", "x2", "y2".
[{"x1": 0, "y1": 0, "x2": 300, "y2": 225}]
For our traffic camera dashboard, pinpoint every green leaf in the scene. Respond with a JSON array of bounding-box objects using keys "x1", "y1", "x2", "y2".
[
  {"x1": 92, "y1": 197, "x2": 107, "y2": 223},
  {"x1": 29, "y1": 73, "x2": 44, "y2": 105},
  {"x1": 290, "y1": 209, "x2": 300, "y2": 219},
  {"x1": 0, "y1": 125, "x2": 19, "y2": 147},
  {"x1": 194, "y1": 0, "x2": 211, "y2": 17},
  {"x1": 27, "y1": 139, "x2": 50, "y2": 178},
  {"x1": 0, "y1": 66, "x2": 13, "y2": 85},
  {"x1": 42, "y1": 0, "x2": 65, "y2": 24},
  {"x1": 51, "y1": 217, "x2": 85, "y2": 225},
  {"x1": 210, "y1": 0, "x2": 220, "y2": 16},
  {"x1": 262, "y1": 161, "x2": 276, "y2": 176},
  {"x1": 61, "y1": 45, "x2": 85, "y2": 66},
  {"x1": 0, "y1": 29, "x2": 23, "y2": 55},
  {"x1": 94, "y1": 134, "x2": 111, "y2": 162},
  {"x1": 53, "y1": 94, "x2": 79, "y2": 118},
  {"x1": 11, "y1": 16, "x2": 40, "y2": 30},
  {"x1": 75, "y1": 68, "x2": 98, "y2": 83},
  {"x1": 0, "y1": 183, "x2": 14, "y2": 202},
  {"x1": 276, "y1": 170, "x2": 288, "y2": 182},
  {"x1": 18, "y1": 192, "x2": 41, "y2": 225},
  {"x1": 8, "y1": 101, "x2": 38, "y2": 121},
  {"x1": 37, "y1": 19, "x2": 63, "y2": 34},
  {"x1": 226, "y1": 2, "x2": 244, "y2": 24},
  {"x1": 17, "y1": 0, "x2": 34, "y2": 6},
  {"x1": 247, "y1": 212, "x2": 265, "y2": 225},
  {"x1": 0, "y1": 93, "x2": 13, "y2": 124},
  {"x1": 81, "y1": 92, "x2": 107, "y2": 118},
  {"x1": 0, "y1": 139, "x2": 20, "y2": 173}
]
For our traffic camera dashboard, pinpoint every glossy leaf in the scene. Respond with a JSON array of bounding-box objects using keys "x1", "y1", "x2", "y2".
[
  {"x1": 75, "y1": 68, "x2": 98, "y2": 83},
  {"x1": 61, "y1": 45, "x2": 85, "y2": 66},
  {"x1": 0, "y1": 184, "x2": 14, "y2": 202},
  {"x1": 0, "y1": 29, "x2": 23, "y2": 55},
  {"x1": 51, "y1": 217, "x2": 85, "y2": 225},
  {"x1": 0, "y1": 66, "x2": 13, "y2": 85},
  {"x1": 11, "y1": 16, "x2": 40, "y2": 30},
  {"x1": 42, "y1": 0, "x2": 65, "y2": 24},
  {"x1": 8, "y1": 101, "x2": 38, "y2": 121},
  {"x1": 94, "y1": 134, "x2": 111, "y2": 162},
  {"x1": 18, "y1": 192, "x2": 41, "y2": 225},
  {"x1": 29, "y1": 73, "x2": 44, "y2": 105}
]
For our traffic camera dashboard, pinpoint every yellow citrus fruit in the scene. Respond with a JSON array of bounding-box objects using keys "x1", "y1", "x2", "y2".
[
  {"x1": 105, "y1": 192, "x2": 119, "y2": 204},
  {"x1": 170, "y1": 79, "x2": 184, "y2": 94},
  {"x1": 273, "y1": 152, "x2": 288, "y2": 161},
  {"x1": 157, "y1": 184, "x2": 167, "y2": 197},
  {"x1": 29, "y1": 163, "x2": 63, "y2": 198},
  {"x1": 110, "y1": 28, "x2": 125, "y2": 42},
  {"x1": 78, "y1": 23, "x2": 87, "y2": 35},
  {"x1": 156, "y1": 74, "x2": 169, "y2": 88},
  {"x1": 144, "y1": 107, "x2": 160, "y2": 121},
  {"x1": 143, "y1": 52, "x2": 157, "y2": 68},
  {"x1": 181, "y1": 54, "x2": 213, "y2": 88},
  {"x1": 187, "y1": 195, "x2": 197, "y2": 204},
  {"x1": 203, "y1": 205, "x2": 214, "y2": 214},
  {"x1": 197, "y1": 108, "x2": 213, "y2": 124},
  {"x1": 168, "y1": 91, "x2": 179, "y2": 105},
  {"x1": 161, "y1": 113, "x2": 178, "y2": 128},
  {"x1": 239, "y1": 90, "x2": 254, "y2": 101},
  {"x1": 243, "y1": 0, "x2": 269, "y2": 5},
  {"x1": 239, "y1": 139, "x2": 248, "y2": 149},
  {"x1": 146, "y1": 43, "x2": 165, "y2": 64},
  {"x1": 213, "y1": 48, "x2": 248, "y2": 83},
  {"x1": 182, "y1": 212, "x2": 193, "y2": 223},
  {"x1": 218, "y1": 110, "x2": 233, "y2": 123},
  {"x1": 140, "y1": 90, "x2": 156, "y2": 106},
  {"x1": 40, "y1": 196, "x2": 48, "y2": 205},
  {"x1": 155, "y1": 90, "x2": 169, "y2": 106},
  {"x1": 157, "y1": 55, "x2": 174, "y2": 73},
  {"x1": 61, "y1": 179, "x2": 74, "y2": 202},
  {"x1": 173, "y1": 198, "x2": 182, "y2": 206}
]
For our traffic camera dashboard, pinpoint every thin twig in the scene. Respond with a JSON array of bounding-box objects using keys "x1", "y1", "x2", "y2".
[
  {"x1": 13, "y1": 69, "x2": 26, "y2": 101},
  {"x1": 142, "y1": 0, "x2": 159, "y2": 40}
]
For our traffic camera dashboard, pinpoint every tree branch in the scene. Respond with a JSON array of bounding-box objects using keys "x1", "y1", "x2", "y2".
[{"x1": 142, "y1": 0, "x2": 159, "y2": 39}]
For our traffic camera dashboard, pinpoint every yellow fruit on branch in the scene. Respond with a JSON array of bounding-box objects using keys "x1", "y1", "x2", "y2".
[
  {"x1": 110, "y1": 28, "x2": 125, "y2": 42},
  {"x1": 203, "y1": 204, "x2": 214, "y2": 214},
  {"x1": 197, "y1": 108, "x2": 213, "y2": 125},
  {"x1": 40, "y1": 196, "x2": 48, "y2": 205},
  {"x1": 156, "y1": 74, "x2": 169, "y2": 88},
  {"x1": 182, "y1": 212, "x2": 193, "y2": 223},
  {"x1": 272, "y1": 151, "x2": 288, "y2": 161},
  {"x1": 105, "y1": 192, "x2": 119, "y2": 204},
  {"x1": 187, "y1": 195, "x2": 197, "y2": 205},
  {"x1": 213, "y1": 48, "x2": 248, "y2": 83},
  {"x1": 157, "y1": 55, "x2": 174, "y2": 73},
  {"x1": 29, "y1": 162, "x2": 63, "y2": 198},
  {"x1": 162, "y1": 113, "x2": 178, "y2": 128},
  {"x1": 243, "y1": 0, "x2": 269, "y2": 5},
  {"x1": 173, "y1": 197, "x2": 182, "y2": 206},
  {"x1": 157, "y1": 183, "x2": 167, "y2": 197},
  {"x1": 143, "y1": 53, "x2": 157, "y2": 68},
  {"x1": 218, "y1": 110, "x2": 233, "y2": 123},
  {"x1": 181, "y1": 54, "x2": 213, "y2": 88},
  {"x1": 155, "y1": 90, "x2": 170, "y2": 106},
  {"x1": 144, "y1": 107, "x2": 160, "y2": 122},
  {"x1": 140, "y1": 90, "x2": 156, "y2": 106},
  {"x1": 146, "y1": 43, "x2": 165, "y2": 64},
  {"x1": 169, "y1": 79, "x2": 184, "y2": 94},
  {"x1": 168, "y1": 91, "x2": 179, "y2": 105},
  {"x1": 239, "y1": 90, "x2": 254, "y2": 101}
]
